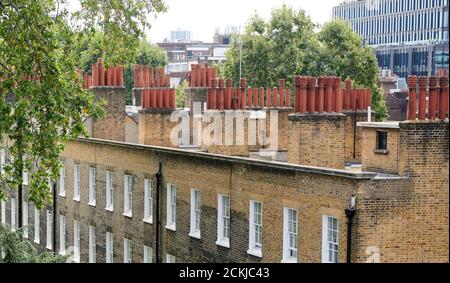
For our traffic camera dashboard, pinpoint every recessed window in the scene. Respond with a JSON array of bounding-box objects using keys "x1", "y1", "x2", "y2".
[
  {"x1": 144, "y1": 245, "x2": 153, "y2": 263},
  {"x1": 216, "y1": 194, "x2": 230, "y2": 248},
  {"x1": 189, "y1": 189, "x2": 201, "y2": 238},
  {"x1": 34, "y1": 206, "x2": 40, "y2": 244},
  {"x1": 248, "y1": 201, "x2": 263, "y2": 258},
  {"x1": 73, "y1": 220, "x2": 80, "y2": 263},
  {"x1": 166, "y1": 184, "x2": 177, "y2": 231},
  {"x1": 23, "y1": 201, "x2": 28, "y2": 238},
  {"x1": 123, "y1": 175, "x2": 133, "y2": 217},
  {"x1": 11, "y1": 198, "x2": 16, "y2": 231},
  {"x1": 282, "y1": 208, "x2": 298, "y2": 263},
  {"x1": 59, "y1": 166, "x2": 66, "y2": 197},
  {"x1": 144, "y1": 179, "x2": 153, "y2": 223},
  {"x1": 375, "y1": 131, "x2": 389, "y2": 154},
  {"x1": 88, "y1": 167, "x2": 97, "y2": 206},
  {"x1": 73, "y1": 164, "x2": 81, "y2": 202},
  {"x1": 124, "y1": 238, "x2": 132, "y2": 263},
  {"x1": 46, "y1": 210, "x2": 52, "y2": 250},
  {"x1": 106, "y1": 171, "x2": 114, "y2": 211},
  {"x1": 322, "y1": 215, "x2": 339, "y2": 263},
  {"x1": 106, "y1": 232, "x2": 114, "y2": 263},
  {"x1": 59, "y1": 215, "x2": 66, "y2": 255},
  {"x1": 376, "y1": 131, "x2": 388, "y2": 150}
]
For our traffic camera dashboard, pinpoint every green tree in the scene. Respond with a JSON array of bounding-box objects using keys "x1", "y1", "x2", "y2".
[
  {"x1": 220, "y1": 5, "x2": 387, "y2": 120},
  {"x1": 72, "y1": 0, "x2": 167, "y2": 67},
  {"x1": 176, "y1": 81, "x2": 189, "y2": 108},
  {"x1": 318, "y1": 20, "x2": 387, "y2": 120},
  {"x1": 0, "y1": 224, "x2": 66, "y2": 263},
  {"x1": 1, "y1": 0, "x2": 167, "y2": 208},
  {"x1": 0, "y1": 0, "x2": 103, "y2": 207}
]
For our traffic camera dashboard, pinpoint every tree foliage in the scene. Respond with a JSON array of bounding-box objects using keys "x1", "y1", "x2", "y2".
[
  {"x1": 1, "y1": 0, "x2": 167, "y2": 207},
  {"x1": 0, "y1": 224, "x2": 66, "y2": 263},
  {"x1": 0, "y1": 0, "x2": 103, "y2": 207},
  {"x1": 219, "y1": 5, "x2": 387, "y2": 120}
]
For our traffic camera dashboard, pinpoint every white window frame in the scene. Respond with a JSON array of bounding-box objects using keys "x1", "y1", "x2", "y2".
[
  {"x1": 105, "y1": 171, "x2": 114, "y2": 211},
  {"x1": 165, "y1": 184, "x2": 176, "y2": 231},
  {"x1": 88, "y1": 167, "x2": 96, "y2": 206},
  {"x1": 143, "y1": 245, "x2": 153, "y2": 263},
  {"x1": 123, "y1": 175, "x2": 133, "y2": 217},
  {"x1": 59, "y1": 166, "x2": 66, "y2": 197},
  {"x1": 88, "y1": 226, "x2": 96, "y2": 263},
  {"x1": 165, "y1": 253, "x2": 176, "y2": 263},
  {"x1": 106, "y1": 232, "x2": 114, "y2": 263},
  {"x1": 247, "y1": 200, "x2": 262, "y2": 258},
  {"x1": 282, "y1": 208, "x2": 298, "y2": 263},
  {"x1": 189, "y1": 189, "x2": 201, "y2": 239},
  {"x1": 124, "y1": 238, "x2": 132, "y2": 263},
  {"x1": 22, "y1": 201, "x2": 28, "y2": 238},
  {"x1": 216, "y1": 194, "x2": 230, "y2": 248},
  {"x1": 10, "y1": 198, "x2": 16, "y2": 231},
  {"x1": 1, "y1": 200, "x2": 6, "y2": 225},
  {"x1": 34, "y1": 206, "x2": 40, "y2": 244},
  {"x1": 59, "y1": 214, "x2": 66, "y2": 255},
  {"x1": 322, "y1": 215, "x2": 339, "y2": 263},
  {"x1": 46, "y1": 210, "x2": 52, "y2": 250},
  {"x1": 73, "y1": 164, "x2": 80, "y2": 202},
  {"x1": 73, "y1": 220, "x2": 80, "y2": 263},
  {"x1": 143, "y1": 179, "x2": 153, "y2": 223}
]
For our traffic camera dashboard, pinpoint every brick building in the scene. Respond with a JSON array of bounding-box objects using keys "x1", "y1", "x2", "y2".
[{"x1": 0, "y1": 64, "x2": 448, "y2": 263}]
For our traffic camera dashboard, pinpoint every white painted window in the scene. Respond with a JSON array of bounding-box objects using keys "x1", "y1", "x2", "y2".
[
  {"x1": 88, "y1": 167, "x2": 96, "y2": 206},
  {"x1": 59, "y1": 166, "x2": 66, "y2": 197},
  {"x1": 22, "y1": 201, "x2": 28, "y2": 238},
  {"x1": 23, "y1": 170, "x2": 28, "y2": 186},
  {"x1": 248, "y1": 201, "x2": 262, "y2": 257},
  {"x1": 59, "y1": 215, "x2": 66, "y2": 255},
  {"x1": 143, "y1": 245, "x2": 153, "y2": 263},
  {"x1": 73, "y1": 220, "x2": 80, "y2": 263},
  {"x1": 106, "y1": 232, "x2": 114, "y2": 263},
  {"x1": 282, "y1": 208, "x2": 298, "y2": 263},
  {"x1": 73, "y1": 164, "x2": 80, "y2": 201},
  {"x1": 10, "y1": 198, "x2": 16, "y2": 231},
  {"x1": 123, "y1": 175, "x2": 132, "y2": 217},
  {"x1": 123, "y1": 238, "x2": 132, "y2": 263},
  {"x1": 34, "y1": 206, "x2": 40, "y2": 244},
  {"x1": 106, "y1": 171, "x2": 114, "y2": 211},
  {"x1": 89, "y1": 226, "x2": 96, "y2": 263},
  {"x1": 165, "y1": 184, "x2": 176, "y2": 231},
  {"x1": 189, "y1": 189, "x2": 201, "y2": 238},
  {"x1": 143, "y1": 179, "x2": 153, "y2": 223},
  {"x1": 322, "y1": 215, "x2": 339, "y2": 263},
  {"x1": 46, "y1": 210, "x2": 52, "y2": 250},
  {"x1": 165, "y1": 253, "x2": 176, "y2": 263},
  {"x1": 0, "y1": 200, "x2": 6, "y2": 224},
  {"x1": 0, "y1": 149, "x2": 5, "y2": 175},
  {"x1": 216, "y1": 194, "x2": 230, "y2": 248}
]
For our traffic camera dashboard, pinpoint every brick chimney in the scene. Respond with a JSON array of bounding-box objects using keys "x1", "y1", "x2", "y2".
[{"x1": 88, "y1": 58, "x2": 126, "y2": 142}]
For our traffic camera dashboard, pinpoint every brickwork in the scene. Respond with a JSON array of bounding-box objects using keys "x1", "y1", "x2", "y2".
[
  {"x1": 361, "y1": 127, "x2": 400, "y2": 174},
  {"x1": 91, "y1": 87, "x2": 126, "y2": 142},
  {"x1": 288, "y1": 113, "x2": 347, "y2": 169},
  {"x1": 343, "y1": 111, "x2": 372, "y2": 163},
  {"x1": 138, "y1": 109, "x2": 178, "y2": 148}
]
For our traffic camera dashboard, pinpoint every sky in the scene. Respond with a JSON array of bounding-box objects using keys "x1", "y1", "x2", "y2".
[{"x1": 67, "y1": 0, "x2": 343, "y2": 43}]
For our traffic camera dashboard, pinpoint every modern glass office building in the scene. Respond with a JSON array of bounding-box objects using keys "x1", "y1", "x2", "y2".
[{"x1": 332, "y1": 0, "x2": 449, "y2": 77}]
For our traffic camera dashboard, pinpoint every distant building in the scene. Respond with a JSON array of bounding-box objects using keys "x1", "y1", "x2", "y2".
[
  {"x1": 332, "y1": 0, "x2": 449, "y2": 77},
  {"x1": 168, "y1": 29, "x2": 193, "y2": 43}
]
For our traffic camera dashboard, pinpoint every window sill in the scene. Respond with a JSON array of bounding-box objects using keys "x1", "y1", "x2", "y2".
[
  {"x1": 59, "y1": 250, "x2": 66, "y2": 256},
  {"x1": 247, "y1": 247, "x2": 262, "y2": 258},
  {"x1": 59, "y1": 193, "x2": 66, "y2": 198},
  {"x1": 73, "y1": 197, "x2": 80, "y2": 202},
  {"x1": 215, "y1": 239, "x2": 230, "y2": 248},
  {"x1": 88, "y1": 201, "x2": 96, "y2": 207},
  {"x1": 165, "y1": 224, "x2": 176, "y2": 231},
  {"x1": 105, "y1": 206, "x2": 114, "y2": 212},
  {"x1": 189, "y1": 231, "x2": 201, "y2": 239},
  {"x1": 374, "y1": 149, "x2": 389, "y2": 155},
  {"x1": 281, "y1": 257, "x2": 298, "y2": 263},
  {"x1": 123, "y1": 212, "x2": 132, "y2": 218},
  {"x1": 34, "y1": 239, "x2": 40, "y2": 244},
  {"x1": 143, "y1": 218, "x2": 153, "y2": 224},
  {"x1": 46, "y1": 245, "x2": 52, "y2": 250}
]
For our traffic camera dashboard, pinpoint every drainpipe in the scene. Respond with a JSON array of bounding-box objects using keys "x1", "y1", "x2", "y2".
[
  {"x1": 155, "y1": 162, "x2": 162, "y2": 263},
  {"x1": 52, "y1": 182, "x2": 57, "y2": 252},
  {"x1": 344, "y1": 195, "x2": 356, "y2": 264}
]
